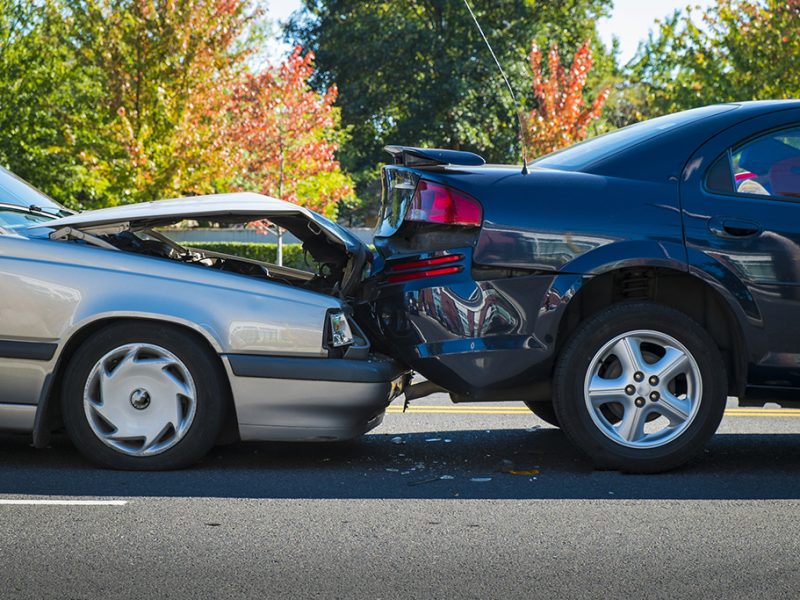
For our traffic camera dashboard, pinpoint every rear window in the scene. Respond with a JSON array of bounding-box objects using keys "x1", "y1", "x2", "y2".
[{"x1": 532, "y1": 105, "x2": 738, "y2": 171}]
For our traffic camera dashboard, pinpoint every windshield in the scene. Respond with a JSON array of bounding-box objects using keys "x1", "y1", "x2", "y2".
[
  {"x1": 0, "y1": 165, "x2": 68, "y2": 214},
  {"x1": 532, "y1": 104, "x2": 739, "y2": 171},
  {"x1": 0, "y1": 206, "x2": 55, "y2": 236}
]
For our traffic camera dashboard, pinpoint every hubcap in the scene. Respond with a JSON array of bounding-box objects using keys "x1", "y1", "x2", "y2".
[
  {"x1": 583, "y1": 330, "x2": 702, "y2": 449},
  {"x1": 83, "y1": 343, "x2": 197, "y2": 457}
]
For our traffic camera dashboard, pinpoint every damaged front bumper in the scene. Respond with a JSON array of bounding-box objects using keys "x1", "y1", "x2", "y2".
[{"x1": 221, "y1": 352, "x2": 409, "y2": 441}]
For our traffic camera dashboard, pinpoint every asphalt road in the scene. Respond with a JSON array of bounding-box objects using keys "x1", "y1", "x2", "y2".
[{"x1": 2, "y1": 394, "x2": 800, "y2": 599}]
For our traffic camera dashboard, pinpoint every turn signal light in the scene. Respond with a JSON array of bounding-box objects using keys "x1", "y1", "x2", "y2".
[{"x1": 405, "y1": 180, "x2": 482, "y2": 226}]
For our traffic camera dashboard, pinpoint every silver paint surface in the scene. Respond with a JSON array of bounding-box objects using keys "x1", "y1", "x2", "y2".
[{"x1": 0, "y1": 192, "x2": 396, "y2": 441}]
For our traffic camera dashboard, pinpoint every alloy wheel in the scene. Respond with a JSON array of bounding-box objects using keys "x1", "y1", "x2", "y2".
[{"x1": 583, "y1": 329, "x2": 702, "y2": 449}]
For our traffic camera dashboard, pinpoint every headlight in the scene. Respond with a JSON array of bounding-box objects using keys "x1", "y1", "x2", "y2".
[{"x1": 329, "y1": 311, "x2": 354, "y2": 347}]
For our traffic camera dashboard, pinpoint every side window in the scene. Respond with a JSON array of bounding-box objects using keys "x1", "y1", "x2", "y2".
[{"x1": 707, "y1": 125, "x2": 800, "y2": 198}]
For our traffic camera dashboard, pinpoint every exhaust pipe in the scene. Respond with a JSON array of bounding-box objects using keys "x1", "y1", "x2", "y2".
[{"x1": 402, "y1": 380, "x2": 448, "y2": 408}]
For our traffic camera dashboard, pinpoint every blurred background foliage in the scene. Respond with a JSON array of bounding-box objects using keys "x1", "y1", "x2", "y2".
[{"x1": 0, "y1": 0, "x2": 798, "y2": 224}]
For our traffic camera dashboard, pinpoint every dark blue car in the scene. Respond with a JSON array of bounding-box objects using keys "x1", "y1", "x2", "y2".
[{"x1": 359, "y1": 100, "x2": 800, "y2": 472}]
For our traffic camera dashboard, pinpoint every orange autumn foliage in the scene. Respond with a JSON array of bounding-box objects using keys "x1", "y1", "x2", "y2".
[
  {"x1": 521, "y1": 40, "x2": 609, "y2": 157},
  {"x1": 228, "y1": 46, "x2": 353, "y2": 218}
]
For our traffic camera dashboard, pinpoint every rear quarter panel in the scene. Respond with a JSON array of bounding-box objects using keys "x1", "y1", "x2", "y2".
[{"x1": 467, "y1": 169, "x2": 686, "y2": 272}]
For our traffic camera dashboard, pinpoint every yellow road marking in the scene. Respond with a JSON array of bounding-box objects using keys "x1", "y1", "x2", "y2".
[{"x1": 386, "y1": 405, "x2": 800, "y2": 417}]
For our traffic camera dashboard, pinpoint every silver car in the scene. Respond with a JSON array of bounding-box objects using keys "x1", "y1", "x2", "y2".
[{"x1": 0, "y1": 166, "x2": 407, "y2": 469}]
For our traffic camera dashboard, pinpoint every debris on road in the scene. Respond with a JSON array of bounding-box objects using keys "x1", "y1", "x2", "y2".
[
  {"x1": 425, "y1": 438, "x2": 442, "y2": 442},
  {"x1": 470, "y1": 477, "x2": 493, "y2": 483},
  {"x1": 408, "y1": 476, "x2": 441, "y2": 486},
  {"x1": 497, "y1": 459, "x2": 540, "y2": 476},
  {"x1": 390, "y1": 436, "x2": 404, "y2": 444},
  {"x1": 496, "y1": 459, "x2": 514, "y2": 473}
]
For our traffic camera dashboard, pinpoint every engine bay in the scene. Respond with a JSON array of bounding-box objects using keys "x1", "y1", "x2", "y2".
[
  {"x1": 104, "y1": 229, "x2": 355, "y2": 296},
  {"x1": 40, "y1": 194, "x2": 370, "y2": 299}
]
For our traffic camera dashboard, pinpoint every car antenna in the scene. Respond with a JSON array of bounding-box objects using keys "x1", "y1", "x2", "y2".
[{"x1": 461, "y1": 0, "x2": 529, "y2": 175}]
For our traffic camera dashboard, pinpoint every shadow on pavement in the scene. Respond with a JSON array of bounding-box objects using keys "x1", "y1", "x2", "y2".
[{"x1": 1, "y1": 428, "x2": 799, "y2": 500}]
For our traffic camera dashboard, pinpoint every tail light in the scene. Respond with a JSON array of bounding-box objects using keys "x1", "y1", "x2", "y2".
[
  {"x1": 386, "y1": 253, "x2": 463, "y2": 284},
  {"x1": 405, "y1": 181, "x2": 482, "y2": 226}
]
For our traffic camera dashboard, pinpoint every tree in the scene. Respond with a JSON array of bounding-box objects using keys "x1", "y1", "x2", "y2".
[
  {"x1": 628, "y1": 0, "x2": 800, "y2": 118},
  {"x1": 0, "y1": 1, "x2": 354, "y2": 215},
  {"x1": 227, "y1": 46, "x2": 353, "y2": 219},
  {"x1": 287, "y1": 0, "x2": 614, "y2": 224},
  {"x1": 0, "y1": 1, "x2": 111, "y2": 207},
  {"x1": 62, "y1": 0, "x2": 260, "y2": 207},
  {"x1": 521, "y1": 40, "x2": 609, "y2": 157}
]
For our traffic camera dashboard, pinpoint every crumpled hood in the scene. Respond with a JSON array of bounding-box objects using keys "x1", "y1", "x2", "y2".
[{"x1": 39, "y1": 191, "x2": 366, "y2": 254}]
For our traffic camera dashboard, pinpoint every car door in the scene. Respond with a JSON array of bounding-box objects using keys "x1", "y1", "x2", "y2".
[
  {"x1": 0, "y1": 171, "x2": 70, "y2": 412},
  {"x1": 680, "y1": 108, "x2": 800, "y2": 390}
]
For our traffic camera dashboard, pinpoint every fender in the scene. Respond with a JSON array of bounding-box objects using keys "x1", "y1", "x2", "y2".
[
  {"x1": 559, "y1": 239, "x2": 688, "y2": 276},
  {"x1": 31, "y1": 312, "x2": 225, "y2": 448},
  {"x1": 530, "y1": 239, "x2": 689, "y2": 348},
  {"x1": 532, "y1": 240, "x2": 757, "y2": 366}
]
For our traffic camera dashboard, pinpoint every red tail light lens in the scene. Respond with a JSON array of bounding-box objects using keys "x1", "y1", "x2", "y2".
[
  {"x1": 389, "y1": 254, "x2": 462, "y2": 272},
  {"x1": 385, "y1": 253, "x2": 464, "y2": 284},
  {"x1": 387, "y1": 265, "x2": 461, "y2": 284},
  {"x1": 405, "y1": 181, "x2": 482, "y2": 226}
]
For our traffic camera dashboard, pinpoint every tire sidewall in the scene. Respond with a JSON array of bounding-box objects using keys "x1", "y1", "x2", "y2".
[
  {"x1": 553, "y1": 303, "x2": 727, "y2": 472},
  {"x1": 62, "y1": 322, "x2": 226, "y2": 470}
]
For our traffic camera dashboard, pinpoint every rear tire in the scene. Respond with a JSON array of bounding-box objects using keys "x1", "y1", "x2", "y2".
[
  {"x1": 552, "y1": 302, "x2": 726, "y2": 473},
  {"x1": 523, "y1": 401, "x2": 560, "y2": 427},
  {"x1": 62, "y1": 322, "x2": 227, "y2": 470}
]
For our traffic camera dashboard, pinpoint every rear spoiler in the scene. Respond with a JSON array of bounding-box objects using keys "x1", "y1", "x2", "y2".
[{"x1": 384, "y1": 145, "x2": 486, "y2": 168}]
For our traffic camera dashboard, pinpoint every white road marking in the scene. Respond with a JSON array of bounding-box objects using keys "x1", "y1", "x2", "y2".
[{"x1": 0, "y1": 499, "x2": 127, "y2": 506}]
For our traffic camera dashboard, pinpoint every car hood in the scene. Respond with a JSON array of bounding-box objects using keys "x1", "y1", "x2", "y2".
[{"x1": 39, "y1": 192, "x2": 366, "y2": 254}]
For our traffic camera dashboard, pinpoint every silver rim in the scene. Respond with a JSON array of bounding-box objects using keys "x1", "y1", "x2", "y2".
[
  {"x1": 83, "y1": 343, "x2": 197, "y2": 457},
  {"x1": 583, "y1": 329, "x2": 702, "y2": 449}
]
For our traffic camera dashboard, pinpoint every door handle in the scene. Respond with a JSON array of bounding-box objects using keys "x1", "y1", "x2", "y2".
[{"x1": 708, "y1": 217, "x2": 761, "y2": 239}]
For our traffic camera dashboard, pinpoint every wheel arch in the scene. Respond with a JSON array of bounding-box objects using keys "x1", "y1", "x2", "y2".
[
  {"x1": 32, "y1": 316, "x2": 237, "y2": 448},
  {"x1": 552, "y1": 266, "x2": 748, "y2": 398}
]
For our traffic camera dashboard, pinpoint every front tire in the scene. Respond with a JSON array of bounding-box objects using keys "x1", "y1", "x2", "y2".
[
  {"x1": 552, "y1": 302, "x2": 726, "y2": 473},
  {"x1": 62, "y1": 322, "x2": 227, "y2": 470}
]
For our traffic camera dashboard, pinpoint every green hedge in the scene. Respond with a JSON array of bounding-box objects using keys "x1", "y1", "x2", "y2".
[{"x1": 184, "y1": 242, "x2": 315, "y2": 270}]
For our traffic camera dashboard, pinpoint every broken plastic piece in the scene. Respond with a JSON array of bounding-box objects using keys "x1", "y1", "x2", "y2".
[
  {"x1": 408, "y1": 476, "x2": 441, "y2": 486},
  {"x1": 496, "y1": 459, "x2": 514, "y2": 473}
]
